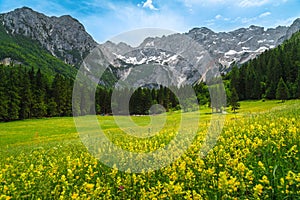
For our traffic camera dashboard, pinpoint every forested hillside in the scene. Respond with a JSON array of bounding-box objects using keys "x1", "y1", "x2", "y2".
[
  {"x1": 228, "y1": 31, "x2": 300, "y2": 101},
  {"x1": 0, "y1": 24, "x2": 76, "y2": 78},
  {"x1": 0, "y1": 66, "x2": 73, "y2": 121}
]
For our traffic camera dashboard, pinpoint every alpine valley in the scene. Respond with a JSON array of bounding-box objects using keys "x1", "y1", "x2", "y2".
[{"x1": 2, "y1": 5, "x2": 300, "y2": 200}]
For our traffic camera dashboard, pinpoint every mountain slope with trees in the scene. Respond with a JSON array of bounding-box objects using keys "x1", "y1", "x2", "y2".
[
  {"x1": 0, "y1": 7, "x2": 97, "y2": 66},
  {"x1": 228, "y1": 31, "x2": 300, "y2": 101},
  {"x1": 0, "y1": 23, "x2": 77, "y2": 79}
]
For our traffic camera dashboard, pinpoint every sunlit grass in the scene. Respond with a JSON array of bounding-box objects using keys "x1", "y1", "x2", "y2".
[{"x1": 0, "y1": 100, "x2": 299, "y2": 199}]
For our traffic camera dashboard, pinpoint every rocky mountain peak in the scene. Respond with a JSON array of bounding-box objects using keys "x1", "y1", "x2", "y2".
[
  {"x1": 248, "y1": 25, "x2": 264, "y2": 34},
  {"x1": 15, "y1": 6, "x2": 33, "y2": 12},
  {"x1": 188, "y1": 27, "x2": 215, "y2": 36},
  {"x1": 291, "y1": 18, "x2": 300, "y2": 26},
  {"x1": 0, "y1": 7, "x2": 98, "y2": 66},
  {"x1": 286, "y1": 18, "x2": 300, "y2": 39}
]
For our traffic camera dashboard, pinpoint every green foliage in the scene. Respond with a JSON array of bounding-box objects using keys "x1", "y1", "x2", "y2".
[
  {"x1": 231, "y1": 31, "x2": 300, "y2": 100},
  {"x1": 0, "y1": 65, "x2": 73, "y2": 121},
  {"x1": 0, "y1": 67, "x2": 9, "y2": 120},
  {"x1": 276, "y1": 77, "x2": 290, "y2": 102},
  {"x1": 0, "y1": 24, "x2": 76, "y2": 79},
  {"x1": 229, "y1": 87, "x2": 240, "y2": 113}
]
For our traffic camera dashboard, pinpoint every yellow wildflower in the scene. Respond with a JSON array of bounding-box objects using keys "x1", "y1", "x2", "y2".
[
  {"x1": 71, "y1": 193, "x2": 79, "y2": 199},
  {"x1": 258, "y1": 161, "x2": 266, "y2": 171},
  {"x1": 86, "y1": 183, "x2": 94, "y2": 190},
  {"x1": 253, "y1": 184, "x2": 263, "y2": 196},
  {"x1": 259, "y1": 175, "x2": 270, "y2": 185}
]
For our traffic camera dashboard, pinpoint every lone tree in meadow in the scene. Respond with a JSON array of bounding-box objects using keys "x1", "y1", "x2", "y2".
[
  {"x1": 229, "y1": 87, "x2": 240, "y2": 113},
  {"x1": 276, "y1": 77, "x2": 289, "y2": 102}
]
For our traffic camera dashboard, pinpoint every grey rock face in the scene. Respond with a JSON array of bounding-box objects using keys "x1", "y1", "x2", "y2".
[
  {"x1": 0, "y1": 7, "x2": 98, "y2": 65},
  {"x1": 100, "y1": 33, "x2": 213, "y2": 87},
  {"x1": 186, "y1": 20, "x2": 300, "y2": 71},
  {"x1": 185, "y1": 21, "x2": 300, "y2": 71},
  {"x1": 100, "y1": 18, "x2": 300, "y2": 86},
  {"x1": 286, "y1": 18, "x2": 300, "y2": 39}
]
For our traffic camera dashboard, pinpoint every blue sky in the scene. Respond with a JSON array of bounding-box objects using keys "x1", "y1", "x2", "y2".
[{"x1": 1, "y1": 0, "x2": 300, "y2": 45}]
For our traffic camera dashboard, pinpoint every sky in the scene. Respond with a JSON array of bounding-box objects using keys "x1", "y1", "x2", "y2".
[{"x1": 0, "y1": 0, "x2": 300, "y2": 46}]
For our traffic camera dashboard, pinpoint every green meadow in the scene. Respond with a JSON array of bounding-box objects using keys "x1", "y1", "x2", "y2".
[
  {"x1": 0, "y1": 100, "x2": 294, "y2": 149},
  {"x1": 0, "y1": 100, "x2": 299, "y2": 199}
]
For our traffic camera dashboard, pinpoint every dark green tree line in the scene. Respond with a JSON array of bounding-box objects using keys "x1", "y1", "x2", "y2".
[
  {"x1": 227, "y1": 31, "x2": 300, "y2": 101},
  {"x1": 0, "y1": 65, "x2": 73, "y2": 121}
]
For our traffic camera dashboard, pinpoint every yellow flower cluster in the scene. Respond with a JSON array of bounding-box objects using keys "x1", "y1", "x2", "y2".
[{"x1": 0, "y1": 103, "x2": 299, "y2": 199}]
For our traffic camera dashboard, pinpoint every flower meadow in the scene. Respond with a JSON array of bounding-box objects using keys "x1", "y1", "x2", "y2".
[{"x1": 0, "y1": 101, "x2": 299, "y2": 199}]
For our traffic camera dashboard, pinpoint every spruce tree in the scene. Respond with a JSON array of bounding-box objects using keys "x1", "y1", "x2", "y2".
[
  {"x1": 276, "y1": 77, "x2": 289, "y2": 102},
  {"x1": 230, "y1": 65, "x2": 239, "y2": 90},
  {"x1": 229, "y1": 87, "x2": 240, "y2": 113},
  {"x1": 19, "y1": 68, "x2": 33, "y2": 119},
  {"x1": 295, "y1": 69, "x2": 300, "y2": 98},
  {"x1": 32, "y1": 69, "x2": 47, "y2": 117},
  {"x1": 0, "y1": 66, "x2": 9, "y2": 121},
  {"x1": 7, "y1": 67, "x2": 21, "y2": 120}
]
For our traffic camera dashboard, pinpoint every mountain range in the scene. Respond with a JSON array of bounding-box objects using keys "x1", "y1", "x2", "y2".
[{"x1": 1, "y1": 7, "x2": 300, "y2": 86}]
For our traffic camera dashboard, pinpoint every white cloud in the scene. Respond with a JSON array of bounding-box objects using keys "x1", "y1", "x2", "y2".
[
  {"x1": 81, "y1": 2, "x2": 186, "y2": 44},
  {"x1": 215, "y1": 14, "x2": 222, "y2": 20},
  {"x1": 259, "y1": 12, "x2": 271, "y2": 18},
  {"x1": 142, "y1": 0, "x2": 158, "y2": 11},
  {"x1": 238, "y1": 0, "x2": 270, "y2": 7}
]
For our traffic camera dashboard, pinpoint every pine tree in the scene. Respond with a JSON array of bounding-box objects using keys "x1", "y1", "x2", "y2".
[
  {"x1": 7, "y1": 67, "x2": 21, "y2": 120},
  {"x1": 276, "y1": 77, "x2": 289, "y2": 102},
  {"x1": 229, "y1": 87, "x2": 240, "y2": 113},
  {"x1": 0, "y1": 66, "x2": 9, "y2": 121},
  {"x1": 295, "y1": 70, "x2": 300, "y2": 98},
  {"x1": 163, "y1": 87, "x2": 170, "y2": 112},
  {"x1": 32, "y1": 69, "x2": 47, "y2": 118},
  {"x1": 142, "y1": 88, "x2": 152, "y2": 114},
  {"x1": 237, "y1": 66, "x2": 247, "y2": 100},
  {"x1": 266, "y1": 81, "x2": 277, "y2": 99},
  {"x1": 47, "y1": 98, "x2": 58, "y2": 117},
  {"x1": 52, "y1": 74, "x2": 66, "y2": 116},
  {"x1": 230, "y1": 65, "x2": 240, "y2": 90},
  {"x1": 19, "y1": 68, "x2": 33, "y2": 119}
]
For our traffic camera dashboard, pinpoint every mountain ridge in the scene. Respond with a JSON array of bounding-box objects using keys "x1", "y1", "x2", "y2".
[
  {"x1": 100, "y1": 18, "x2": 300, "y2": 86},
  {"x1": 1, "y1": 7, "x2": 300, "y2": 86}
]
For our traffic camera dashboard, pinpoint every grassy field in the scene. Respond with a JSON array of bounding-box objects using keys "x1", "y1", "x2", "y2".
[{"x1": 0, "y1": 100, "x2": 299, "y2": 199}]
